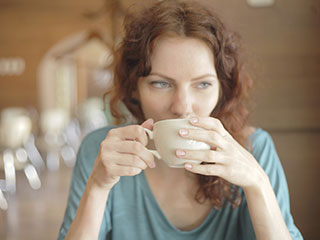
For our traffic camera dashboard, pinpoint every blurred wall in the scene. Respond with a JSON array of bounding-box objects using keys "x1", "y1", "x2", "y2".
[
  {"x1": 0, "y1": 0, "x2": 320, "y2": 239},
  {"x1": 0, "y1": 0, "x2": 105, "y2": 109}
]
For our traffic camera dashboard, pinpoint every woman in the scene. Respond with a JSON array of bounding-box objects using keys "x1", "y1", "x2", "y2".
[{"x1": 59, "y1": 0, "x2": 303, "y2": 239}]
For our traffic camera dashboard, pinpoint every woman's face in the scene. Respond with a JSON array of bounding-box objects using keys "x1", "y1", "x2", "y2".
[{"x1": 137, "y1": 36, "x2": 220, "y2": 122}]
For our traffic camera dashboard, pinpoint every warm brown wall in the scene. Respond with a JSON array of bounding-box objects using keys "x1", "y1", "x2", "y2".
[
  {"x1": 0, "y1": 0, "x2": 104, "y2": 109},
  {"x1": 210, "y1": 0, "x2": 320, "y2": 130},
  {"x1": 0, "y1": 0, "x2": 320, "y2": 239}
]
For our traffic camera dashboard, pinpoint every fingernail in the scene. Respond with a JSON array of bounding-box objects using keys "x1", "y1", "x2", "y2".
[
  {"x1": 179, "y1": 129, "x2": 188, "y2": 136},
  {"x1": 150, "y1": 162, "x2": 156, "y2": 168},
  {"x1": 185, "y1": 163, "x2": 193, "y2": 169},
  {"x1": 176, "y1": 150, "x2": 185, "y2": 157},
  {"x1": 190, "y1": 117, "x2": 198, "y2": 124}
]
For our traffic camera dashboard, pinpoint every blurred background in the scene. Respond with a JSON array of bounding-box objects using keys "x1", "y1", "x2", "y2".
[{"x1": 0, "y1": 0, "x2": 319, "y2": 239}]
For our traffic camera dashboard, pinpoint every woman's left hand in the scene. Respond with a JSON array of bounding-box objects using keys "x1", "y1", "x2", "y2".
[{"x1": 177, "y1": 116, "x2": 267, "y2": 190}]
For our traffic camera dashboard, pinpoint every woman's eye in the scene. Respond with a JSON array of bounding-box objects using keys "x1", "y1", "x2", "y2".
[
  {"x1": 150, "y1": 81, "x2": 170, "y2": 88},
  {"x1": 197, "y1": 82, "x2": 212, "y2": 89}
]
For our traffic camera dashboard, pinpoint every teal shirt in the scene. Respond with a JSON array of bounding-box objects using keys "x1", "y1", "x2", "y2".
[{"x1": 58, "y1": 127, "x2": 303, "y2": 239}]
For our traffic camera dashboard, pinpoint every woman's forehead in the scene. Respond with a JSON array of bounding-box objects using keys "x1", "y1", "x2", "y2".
[{"x1": 149, "y1": 36, "x2": 217, "y2": 79}]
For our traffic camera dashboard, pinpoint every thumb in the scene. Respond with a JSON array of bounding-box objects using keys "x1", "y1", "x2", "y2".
[{"x1": 141, "y1": 118, "x2": 154, "y2": 130}]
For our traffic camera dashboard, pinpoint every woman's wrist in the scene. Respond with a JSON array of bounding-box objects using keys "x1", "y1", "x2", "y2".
[
  {"x1": 87, "y1": 174, "x2": 114, "y2": 194},
  {"x1": 65, "y1": 174, "x2": 111, "y2": 240},
  {"x1": 88, "y1": 158, "x2": 119, "y2": 192},
  {"x1": 242, "y1": 170, "x2": 291, "y2": 240},
  {"x1": 242, "y1": 167, "x2": 270, "y2": 195}
]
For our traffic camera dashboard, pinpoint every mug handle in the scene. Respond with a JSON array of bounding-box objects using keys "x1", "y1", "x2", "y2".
[{"x1": 143, "y1": 128, "x2": 161, "y2": 160}]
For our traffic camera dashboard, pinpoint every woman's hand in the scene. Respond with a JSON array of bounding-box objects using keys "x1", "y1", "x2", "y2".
[
  {"x1": 176, "y1": 116, "x2": 267, "y2": 190},
  {"x1": 90, "y1": 119, "x2": 156, "y2": 190}
]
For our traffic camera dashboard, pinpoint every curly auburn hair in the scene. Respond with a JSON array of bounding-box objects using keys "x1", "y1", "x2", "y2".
[{"x1": 108, "y1": 0, "x2": 253, "y2": 209}]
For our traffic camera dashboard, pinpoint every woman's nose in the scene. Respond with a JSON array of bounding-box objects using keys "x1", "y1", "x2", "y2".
[{"x1": 170, "y1": 88, "x2": 193, "y2": 118}]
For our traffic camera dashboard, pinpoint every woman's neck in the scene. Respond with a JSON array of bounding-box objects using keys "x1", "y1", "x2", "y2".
[
  {"x1": 144, "y1": 159, "x2": 198, "y2": 196},
  {"x1": 144, "y1": 140, "x2": 198, "y2": 194}
]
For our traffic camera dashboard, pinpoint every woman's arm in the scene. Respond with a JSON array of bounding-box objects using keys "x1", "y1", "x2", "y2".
[
  {"x1": 243, "y1": 170, "x2": 291, "y2": 240},
  {"x1": 65, "y1": 177, "x2": 111, "y2": 240},
  {"x1": 176, "y1": 116, "x2": 292, "y2": 240},
  {"x1": 63, "y1": 120, "x2": 156, "y2": 240}
]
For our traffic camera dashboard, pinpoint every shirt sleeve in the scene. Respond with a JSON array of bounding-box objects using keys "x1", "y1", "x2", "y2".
[
  {"x1": 240, "y1": 129, "x2": 303, "y2": 239},
  {"x1": 57, "y1": 129, "x2": 112, "y2": 240}
]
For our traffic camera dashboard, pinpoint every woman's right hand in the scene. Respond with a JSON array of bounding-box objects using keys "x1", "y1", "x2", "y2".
[{"x1": 89, "y1": 119, "x2": 156, "y2": 190}]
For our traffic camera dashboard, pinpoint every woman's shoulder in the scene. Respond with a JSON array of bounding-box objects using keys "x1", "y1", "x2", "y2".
[
  {"x1": 248, "y1": 127, "x2": 280, "y2": 168},
  {"x1": 249, "y1": 127, "x2": 273, "y2": 147},
  {"x1": 243, "y1": 126, "x2": 274, "y2": 149},
  {"x1": 82, "y1": 126, "x2": 114, "y2": 145},
  {"x1": 81, "y1": 124, "x2": 125, "y2": 148}
]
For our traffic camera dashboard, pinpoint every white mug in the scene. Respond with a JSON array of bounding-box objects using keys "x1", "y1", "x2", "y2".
[{"x1": 144, "y1": 118, "x2": 210, "y2": 168}]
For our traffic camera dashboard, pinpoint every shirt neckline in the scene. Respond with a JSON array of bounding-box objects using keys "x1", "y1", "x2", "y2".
[{"x1": 139, "y1": 171, "x2": 216, "y2": 234}]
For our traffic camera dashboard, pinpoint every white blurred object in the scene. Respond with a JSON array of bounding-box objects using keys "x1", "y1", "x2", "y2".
[
  {"x1": 0, "y1": 57, "x2": 25, "y2": 76},
  {"x1": 0, "y1": 189, "x2": 8, "y2": 210},
  {"x1": 24, "y1": 135, "x2": 45, "y2": 171},
  {"x1": 46, "y1": 151, "x2": 60, "y2": 171},
  {"x1": 61, "y1": 145, "x2": 76, "y2": 167},
  {"x1": 15, "y1": 148, "x2": 28, "y2": 163},
  {"x1": 78, "y1": 97, "x2": 108, "y2": 134},
  {"x1": 40, "y1": 108, "x2": 69, "y2": 136},
  {"x1": 40, "y1": 108, "x2": 70, "y2": 171},
  {"x1": 0, "y1": 108, "x2": 32, "y2": 149},
  {"x1": 3, "y1": 150, "x2": 16, "y2": 193},
  {"x1": 63, "y1": 119, "x2": 81, "y2": 149},
  {"x1": 247, "y1": 0, "x2": 275, "y2": 7},
  {"x1": 24, "y1": 164, "x2": 41, "y2": 190},
  {"x1": 0, "y1": 108, "x2": 43, "y2": 200}
]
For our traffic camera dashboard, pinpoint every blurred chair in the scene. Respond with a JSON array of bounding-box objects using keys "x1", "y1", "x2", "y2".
[
  {"x1": 40, "y1": 108, "x2": 70, "y2": 171},
  {"x1": 78, "y1": 97, "x2": 108, "y2": 135},
  {"x1": 0, "y1": 107, "x2": 42, "y2": 210}
]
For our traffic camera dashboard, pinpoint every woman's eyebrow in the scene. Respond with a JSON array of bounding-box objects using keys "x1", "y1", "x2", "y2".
[
  {"x1": 149, "y1": 72, "x2": 217, "y2": 81},
  {"x1": 148, "y1": 73, "x2": 175, "y2": 81},
  {"x1": 192, "y1": 74, "x2": 217, "y2": 81}
]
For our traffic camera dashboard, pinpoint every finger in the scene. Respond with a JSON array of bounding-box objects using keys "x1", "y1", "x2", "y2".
[
  {"x1": 141, "y1": 118, "x2": 154, "y2": 130},
  {"x1": 188, "y1": 116, "x2": 228, "y2": 137},
  {"x1": 179, "y1": 128, "x2": 226, "y2": 150},
  {"x1": 176, "y1": 149, "x2": 226, "y2": 164},
  {"x1": 112, "y1": 152, "x2": 148, "y2": 170},
  {"x1": 184, "y1": 162, "x2": 224, "y2": 177},
  {"x1": 111, "y1": 165, "x2": 142, "y2": 177},
  {"x1": 107, "y1": 125, "x2": 149, "y2": 146},
  {"x1": 115, "y1": 141, "x2": 156, "y2": 168}
]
